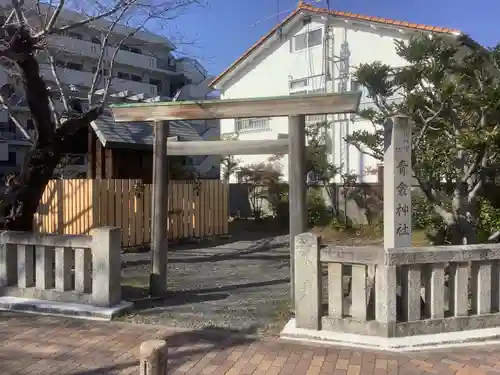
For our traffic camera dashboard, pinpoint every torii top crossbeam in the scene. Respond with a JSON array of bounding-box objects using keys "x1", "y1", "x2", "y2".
[{"x1": 109, "y1": 92, "x2": 361, "y2": 122}]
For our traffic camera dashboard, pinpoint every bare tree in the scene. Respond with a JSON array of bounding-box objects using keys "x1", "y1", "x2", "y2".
[{"x1": 0, "y1": 0, "x2": 202, "y2": 230}]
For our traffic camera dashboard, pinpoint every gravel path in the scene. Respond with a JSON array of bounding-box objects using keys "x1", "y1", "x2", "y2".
[{"x1": 119, "y1": 234, "x2": 291, "y2": 335}]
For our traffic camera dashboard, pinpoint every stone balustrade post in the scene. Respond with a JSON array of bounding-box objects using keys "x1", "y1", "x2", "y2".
[
  {"x1": 294, "y1": 232, "x2": 321, "y2": 330},
  {"x1": 0, "y1": 232, "x2": 17, "y2": 287},
  {"x1": 140, "y1": 340, "x2": 168, "y2": 375},
  {"x1": 91, "y1": 227, "x2": 122, "y2": 307}
]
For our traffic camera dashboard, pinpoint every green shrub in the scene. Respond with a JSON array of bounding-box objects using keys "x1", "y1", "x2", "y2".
[
  {"x1": 412, "y1": 189, "x2": 500, "y2": 244},
  {"x1": 477, "y1": 197, "x2": 500, "y2": 243},
  {"x1": 307, "y1": 187, "x2": 332, "y2": 227}
]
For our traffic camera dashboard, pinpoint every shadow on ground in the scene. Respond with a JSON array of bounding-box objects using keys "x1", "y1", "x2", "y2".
[
  {"x1": 123, "y1": 278, "x2": 290, "y2": 310},
  {"x1": 122, "y1": 237, "x2": 289, "y2": 268},
  {"x1": 122, "y1": 218, "x2": 289, "y2": 255},
  {"x1": 0, "y1": 311, "x2": 259, "y2": 374},
  {"x1": 120, "y1": 231, "x2": 292, "y2": 336},
  {"x1": 70, "y1": 326, "x2": 259, "y2": 375}
]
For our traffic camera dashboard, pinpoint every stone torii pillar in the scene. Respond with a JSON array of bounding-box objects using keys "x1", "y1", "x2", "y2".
[{"x1": 288, "y1": 115, "x2": 307, "y2": 311}]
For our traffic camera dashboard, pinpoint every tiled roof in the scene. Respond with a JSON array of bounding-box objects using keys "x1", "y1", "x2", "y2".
[
  {"x1": 211, "y1": 3, "x2": 462, "y2": 87},
  {"x1": 91, "y1": 117, "x2": 202, "y2": 150}
]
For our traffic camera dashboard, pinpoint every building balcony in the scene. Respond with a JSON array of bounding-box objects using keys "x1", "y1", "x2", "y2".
[
  {"x1": 0, "y1": 130, "x2": 34, "y2": 144},
  {"x1": 39, "y1": 65, "x2": 158, "y2": 96},
  {"x1": 47, "y1": 35, "x2": 179, "y2": 75}
]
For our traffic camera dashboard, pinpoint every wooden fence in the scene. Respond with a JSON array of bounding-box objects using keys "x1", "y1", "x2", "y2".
[{"x1": 34, "y1": 179, "x2": 229, "y2": 247}]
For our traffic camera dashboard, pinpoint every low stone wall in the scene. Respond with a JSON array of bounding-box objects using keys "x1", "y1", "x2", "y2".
[
  {"x1": 294, "y1": 232, "x2": 500, "y2": 338},
  {"x1": 0, "y1": 227, "x2": 125, "y2": 315}
]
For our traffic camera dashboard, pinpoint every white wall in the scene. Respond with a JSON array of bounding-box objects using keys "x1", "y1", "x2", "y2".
[{"x1": 218, "y1": 13, "x2": 414, "y2": 183}]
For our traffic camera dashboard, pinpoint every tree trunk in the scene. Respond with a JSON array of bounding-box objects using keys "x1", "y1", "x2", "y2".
[
  {"x1": 0, "y1": 26, "x2": 102, "y2": 231},
  {"x1": 449, "y1": 188, "x2": 479, "y2": 245},
  {"x1": 3, "y1": 140, "x2": 62, "y2": 231}
]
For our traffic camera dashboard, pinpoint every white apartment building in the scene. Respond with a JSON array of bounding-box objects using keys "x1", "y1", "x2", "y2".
[
  {"x1": 0, "y1": 0, "x2": 220, "y2": 178},
  {"x1": 211, "y1": 3, "x2": 462, "y2": 183}
]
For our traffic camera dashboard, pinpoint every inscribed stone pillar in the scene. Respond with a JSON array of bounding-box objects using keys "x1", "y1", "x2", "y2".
[
  {"x1": 383, "y1": 116, "x2": 412, "y2": 249},
  {"x1": 376, "y1": 116, "x2": 412, "y2": 326}
]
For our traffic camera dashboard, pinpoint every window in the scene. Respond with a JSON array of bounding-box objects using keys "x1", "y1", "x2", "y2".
[
  {"x1": 235, "y1": 118, "x2": 271, "y2": 134},
  {"x1": 91, "y1": 36, "x2": 101, "y2": 44},
  {"x1": 118, "y1": 45, "x2": 141, "y2": 53},
  {"x1": 293, "y1": 33, "x2": 307, "y2": 51},
  {"x1": 55, "y1": 60, "x2": 66, "y2": 68},
  {"x1": 7, "y1": 118, "x2": 15, "y2": 132},
  {"x1": 130, "y1": 74, "x2": 142, "y2": 82},
  {"x1": 149, "y1": 78, "x2": 161, "y2": 92},
  {"x1": 308, "y1": 29, "x2": 322, "y2": 47},
  {"x1": 157, "y1": 58, "x2": 175, "y2": 71},
  {"x1": 66, "y1": 62, "x2": 83, "y2": 71},
  {"x1": 117, "y1": 72, "x2": 130, "y2": 80},
  {"x1": 0, "y1": 152, "x2": 17, "y2": 167},
  {"x1": 92, "y1": 67, "x2": 109, "y2": 76},
  {"x1": 67, "y1": 32, "x2": 82, "y2": 40},
  {"x1": 293, "y1": 29, "x2": 322, "y2": 51},
  {"x1": 150, "y1": 78, "x2": 161, "y2": 86},
  {"x1": 351, "y1": 80, "x2": 362, "y2": 92},
  {"x1": 290, "y1": 79, "x2": 307, "y2": 90},
  {"x1": 0, "y1": 122, "x2": 7, "y2": 131}
]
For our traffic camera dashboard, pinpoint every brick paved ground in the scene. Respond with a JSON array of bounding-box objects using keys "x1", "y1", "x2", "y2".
[{"x1": 2, "y1": 312, "x2": 500, "y2": 375}]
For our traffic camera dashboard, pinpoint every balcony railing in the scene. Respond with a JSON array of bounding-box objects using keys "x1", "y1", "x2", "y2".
[
  {"x1": 235, "y1": 118, "x2": 271, "y2": 134},
  {"x1": 0, "y1": 131, "x2": 33, "y2": 142},
  {"x1": 156, "y1": 58, "x2": 176, "y2": 71},
  {"x1": 48, "y1": 35, "x2": 178, "y2": 74},
  {"x1": 39, "y1": 65, "x2": 158, "y2": 96}
]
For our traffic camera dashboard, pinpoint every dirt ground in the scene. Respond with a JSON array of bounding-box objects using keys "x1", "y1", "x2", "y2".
[{"x1": 118, "y1": 219, "x2": 428, "y2": 336}]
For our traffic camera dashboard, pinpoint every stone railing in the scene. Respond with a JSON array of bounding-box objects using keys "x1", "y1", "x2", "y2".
[
  {"x1": 0, "y1": 227, "x2": 122, "y2": 308},
  {"x1": 294, "y1": 232, "x2": 500, "y2": 338}
]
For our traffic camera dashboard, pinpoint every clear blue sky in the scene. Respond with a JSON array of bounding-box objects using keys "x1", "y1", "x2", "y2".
[{"x1": 170, "y1": 0, "x2": 499, "y2": 76}]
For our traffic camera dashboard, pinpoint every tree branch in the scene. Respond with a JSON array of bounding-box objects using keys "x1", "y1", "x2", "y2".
[
  {"x1": 88, "y1": 6, "x2": 130, "y2": 106},
  {"x1": 416, "y1": 175, "x2": 454, "y2": 224},
  {"x1": 44, "y1": 0, "x2": 65, "y2": 33},
  {"x1": 10, "y1": 0, "x2": 25, "y2": 26},
  {"x1": 35, "y1": 0, "x2": 129, "y2": 37},
  {"x1": 0, "y1": 93, "x2": 32, "y2": 141},
  {"x1": 56, "y1": 106, "x2": 103, "y2": 139},
  {"x1": 47, "y1": 52, "x2": 69, "y2": 112}
]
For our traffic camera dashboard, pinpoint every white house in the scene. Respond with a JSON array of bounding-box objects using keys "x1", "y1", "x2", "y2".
[
  {"x1": 211, "y1": 2, "x2": 462, "y2": 183},
  {"x1": 0, "y1": 0, "x2": 220, "y2": 178}
]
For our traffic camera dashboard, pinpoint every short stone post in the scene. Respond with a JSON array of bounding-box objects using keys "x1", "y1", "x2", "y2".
[
  {"x1": 91, "y1": 227, "x2": 122, "y2": 307},
  {"x1": 140, "y1": 340, "x2": 168, "y2": 375},
  {"x1": 294, "y1": 232, "x2": 321, "y2": 330}
]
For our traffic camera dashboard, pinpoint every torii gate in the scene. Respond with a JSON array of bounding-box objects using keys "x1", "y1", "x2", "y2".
[{"x1": 110, "y1": 92, "x2": 361, "y2": 304}]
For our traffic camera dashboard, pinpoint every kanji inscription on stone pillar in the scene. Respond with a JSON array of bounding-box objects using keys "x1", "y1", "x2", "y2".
[{"x1": 384, "y1": 116, "x2": 412, "y2": 249}]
